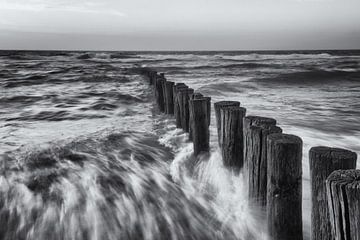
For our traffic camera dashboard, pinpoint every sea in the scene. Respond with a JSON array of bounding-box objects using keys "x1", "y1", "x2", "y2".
[{"x1": 0, "y1": 50, "x2": 359, "y2": 240}]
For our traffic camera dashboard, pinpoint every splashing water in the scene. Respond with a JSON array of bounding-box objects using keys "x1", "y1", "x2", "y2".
[
  {"x1": 0, "y1": 129, "x2": 267, "y2": 240},
  {"x1": 1, "y1": 50, "x2": 360, "y2": 239}
]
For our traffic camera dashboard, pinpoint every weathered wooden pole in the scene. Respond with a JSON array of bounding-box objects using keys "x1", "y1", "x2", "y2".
[
  {"x1": 309, "y1": 148, "x2": 356, "y2": 240},
  {"x1": 160, "y1": 76, "x2": 168, "y2": 111},
  {"x1": 326, "y1": 169, "x2": 360, "y2": 240},
  {"x1": 178, "y1": 88, "x2": 194, "y2": 132},
  {"x1": 189, "y1": 98, "x2": 210, "y2": 156},
  {"x1": 149, "y1": 71, "x2": 156, "y2": 85},
  {"x1": 243, "y1": 116, "x2": 277, "y2": 170},
  {"x1": 155, "y1": 77, "x2": 166, "y2": 112},
  {"x1": 204, "y1": 97, "x2": 211, "y2": 126},
  {"x1": 214, "y1": 101, "x2": 240, "y2": 148},
  {"x1": 154, "y1": 74, "x2": 162, "y2": 97},
  {"x1": 243, "y1": 116, "x2": 281, "y2": 206},
  {"x1": 267, "y1": 133, "x2": 303, "y2": 240},
  {"x1": 219, "y1": 106, "x2": 246, "y2": 170},
  {"x1": 173, "y1": 83, "x2": 186, "y2": 106},
  {"x1": 153, "y1": 74, "x2": 158, "y2": 102},
  {"x1": 173, "y1": 83, "x2": 188, "y2": 126},
  {"x1": 164, "y1": 81, "x2": 175, "y2": 114},
  {"x1": 189, "y1": 93, "x2": 204, "y2": 141}
]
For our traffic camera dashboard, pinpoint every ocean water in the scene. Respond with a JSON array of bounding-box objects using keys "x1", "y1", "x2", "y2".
[{"x1": 0, "y1": 50, "x2": 359, "y2": 240}]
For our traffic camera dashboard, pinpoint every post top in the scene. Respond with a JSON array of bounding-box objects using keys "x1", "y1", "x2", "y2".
[
  {"x1": 268, "y1": 133, "x2": 302, "y2": 145},
  {"x1": 269, "y1": 125, "x2": 282, "y2": 133},
  {"x1": 214, "y1": 101, "x2": 240, "y2": 108},
  {"x1": 174, "y1": 85, "x2": 188, "y2": 90},
  {"x1": 203, "y1": 96, "x2": 211, "y2": 101},
  {"x1": 310, "y1": 146, "x2": 357, "y2": 160},
  {"x1": 220, "y1": 106, "x2": 246, "y2": 114},
  {"x1": 245, "y1": 115, "x2": 277, "y2": 126},
  {"x1": 190, "y1": 98, "x2": 208, "y2": 103},
  {"x1": 327, "y1": 169, "x2": 360, "y2": 186},
  {"x1": 191, "y1": 92, "x2": 204, "y2": 99},
  {"x1": 178, "y1": 88, "x2": 194, "y2": 93}
]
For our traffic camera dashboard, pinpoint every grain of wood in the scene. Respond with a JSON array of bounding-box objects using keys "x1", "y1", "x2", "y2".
[
  {"x1": 214, "y1": 101, "x2": 240, "y2": 149},
  {"x1": 189, "y1": 98, "x2": 210, "y2": 156},
  {"x1": 173, "y1": 84, "x2": 188, "y2": 127},
  {"x1": 326, "y1": 169, "x2": 359, "y2": 240},
  {"x1": 189, "y1": 93, "x2": 204, "y2": 141},
  {"x1": 267, "y1": 133, "x2": 303, "y2": 240},
  {"x1": 177, "y1": 88, "x2": 194, "y2": 132},
  {"x1": 164, "y1": 81, "x2": 175, "y2": 114},
  {"x1": 219, "y1": 106, "x2": 246, "y2": 170},
  {"x1": 310, "y1": 147, "x2": 357, "y2": 240},
  {"x1": 243, "y1": 116, "x2": 280, "y2": 206}
]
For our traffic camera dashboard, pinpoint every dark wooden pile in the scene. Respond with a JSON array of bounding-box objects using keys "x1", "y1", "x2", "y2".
[{"x1": 142, "y1": 69, "x2": 358, "y2": 240}]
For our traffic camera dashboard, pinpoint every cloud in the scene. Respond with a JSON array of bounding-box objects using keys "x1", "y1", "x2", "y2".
[{"x1": 0, "y1": 0, "x2": 125, "y2": 16}]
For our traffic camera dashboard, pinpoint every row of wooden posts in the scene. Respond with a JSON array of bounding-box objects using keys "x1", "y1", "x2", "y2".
[{"x1": 141, "y1": 69, "x2": 358, "y2": 240}]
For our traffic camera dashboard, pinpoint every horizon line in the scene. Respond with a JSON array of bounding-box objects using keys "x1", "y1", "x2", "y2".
[{"x1": 1, "y1": 48, "x2": 360, "y2": 53}]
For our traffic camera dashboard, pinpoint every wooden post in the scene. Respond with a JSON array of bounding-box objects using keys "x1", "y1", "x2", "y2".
[
  {"x1": 219, "y1": 106, "x2": 246, "y2": 170},
  {"x1": 154, "y1": 74, "x2": 161, "y2": 98},
  {"x1": 173, "y1": 83, "x2": 187, "y2": 106},
  {"x1": 173, "y1": 83, "x2": 188, "y2": 126},
  {"x1": 326, "y1": 169, "x2": 360, "y2": 240},
  {"x1": 153, "y1": 75, "x2": 158, "y2": 103},
  {"x1": 149, "y1": 71, "x2": 156, "y2": 85},
  {"x1": 267, "y1": 133, "x2": 303, "y2": 240},
  {"x1": 160, "y1": 76, "x2": 167, "y2": 111},
  {"x1": 309, "y1": 148, "x2": 357, "y2": 240},
  {"x1": 164, "y1": 81, "x2": 175, "y2": 114},
  {"x1": 189, "y1": 93, "x2": 204, "y2": 141},
  {"x1": 214, "y1": 101, "x2": 240, "y2": 148},
  {"x1": 204, "y1": 97, "x2": 211, "y2": 126},
  {"x1": 189, "y1": 98, "x2": 210, "y2": 156},
  {"x1": 178, "y1": 88, "x2": 194, "y2": 132},
  {"x1": 244, "y1": 116, "x2": 281, "y2": 206},
  {"x1": 243, "y1": 116, "x2": 277, "y2": 169},
  {"x1": 155, "y1": 77, "x2": 166, "y2": 112},
  {"x1": 191, "y1": 93, "x2": 204, "y2": 99}
]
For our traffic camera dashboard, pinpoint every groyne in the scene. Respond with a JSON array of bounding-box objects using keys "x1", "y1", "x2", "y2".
[{"x1": 140, "y1": 68, "x2": 358, "y2": 240}]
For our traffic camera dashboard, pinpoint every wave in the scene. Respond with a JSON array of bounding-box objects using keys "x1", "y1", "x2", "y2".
[
  {"x1": 6, "y1": 110, "x2": 108, "y2": 122},
  {"x1": 0, "y1": 51, "x2": 72, "y2": 61},
  {"x1": 253, "y1": 69, "x2": 360, "y2": 85},
  {"x1": 75, "y1": 74, "x2": 130, "y2": 83},
  {"x1": 0, "y1": 70, "x2": 13, "y2": 78},
  {"x1": 76, "y1": 52, "x2": 136, "y2": 61},
  {"x1": 0, "y1": 95, "x2": 45, "y2": 106},
  {"x1": 0, "y1": 131, "x2": 242, "y2": 240},
  {"x1": 110, "y1": 53, "x2": 137, "y2": 59},
  {"x1": 76, "y1": 53, "x2": 92, "y2": 60},
  {"x1": 1, "y1": 73, "x2": 130, "y2": 88},
  {"x1": 76, "y1": 53, "x2": 111, "y2": 60},
  {"x1": 215, "y1": 52, "x2": 338, "y2": 61},
  {"x1": 196, "y1": 82, "x2": 247, "y2": 96},
  {"x1": 154, "y1": 62, "x2": 282, "y2": 72},
  {"x1": 78, "y1": 91, "x2": 145, "y2": 103}
]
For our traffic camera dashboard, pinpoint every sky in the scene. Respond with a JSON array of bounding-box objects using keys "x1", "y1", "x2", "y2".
[{"x1": 0, "y1": 0, "x2": 359, "y2": 51}]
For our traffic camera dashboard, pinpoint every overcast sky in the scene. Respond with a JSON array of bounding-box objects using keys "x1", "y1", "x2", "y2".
[{"x1": 0, "y1": 0, "x2": 359, "y2": 50}]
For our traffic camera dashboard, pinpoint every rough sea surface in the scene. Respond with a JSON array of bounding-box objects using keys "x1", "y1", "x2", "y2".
[{"x1": 0, "y1": 50, "x2": 359, "y2": 240}]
